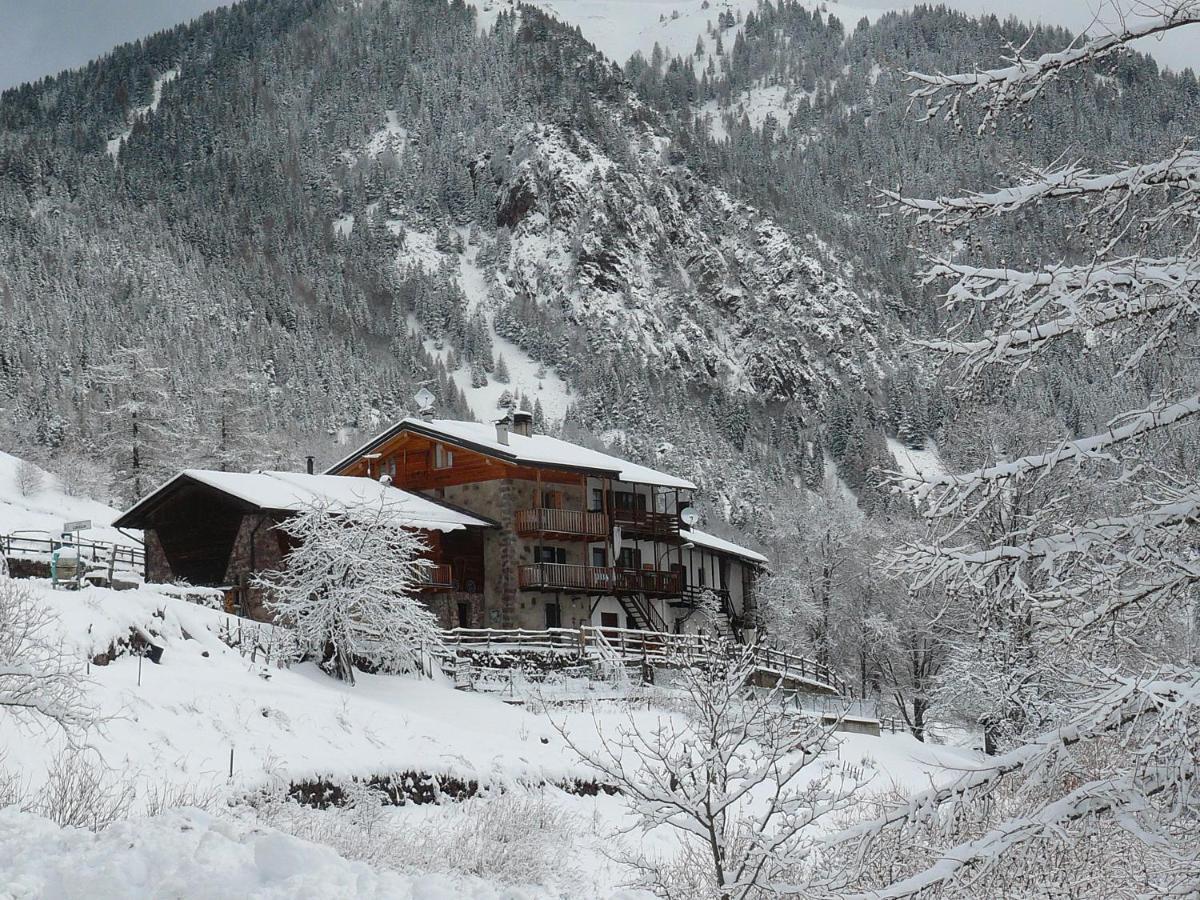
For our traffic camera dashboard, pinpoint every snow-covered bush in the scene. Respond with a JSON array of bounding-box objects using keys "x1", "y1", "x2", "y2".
[
  {"x1": 254, "y1": 498, "x2": 443, "y2": 683},
  {"x1": 31, "y1": 749, "x2": 135, "y2": 832},
  {"x1": 248, "y1": 785, "x2": 579, "y2": 888},
  {"x1": 0, "y1": 577, "x2": 93, "y2": 737}
]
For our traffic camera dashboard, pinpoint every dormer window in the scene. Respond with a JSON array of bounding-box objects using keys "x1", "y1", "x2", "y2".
[{"x1": 433, "y1": 443, "x2": 454, "y2": 469}]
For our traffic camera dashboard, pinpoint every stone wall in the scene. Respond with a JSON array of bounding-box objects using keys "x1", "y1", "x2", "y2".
[
  {"x1": 423, "y1": 591, "x2": 485, "y2": 629},
  {"x1": 223, "y1": 513, "x2": 287, "y2": 623},
  {"x1": 145, "y1": 530, "x2": 171, "y2": 583}
]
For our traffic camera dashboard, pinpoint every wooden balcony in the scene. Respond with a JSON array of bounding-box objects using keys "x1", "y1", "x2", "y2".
[
  {"x1": 611, "y1": 508, "x2": 680, "y2": 539},
  {"x1": 418, "y1": 563, "x2": 455, "y2": 591},
  {"x1": 515, "y1": 508, "x2": 608, "y2": 540},
  {"x1": 518, "y1": 563, "x2": 681, "y2": 596}
]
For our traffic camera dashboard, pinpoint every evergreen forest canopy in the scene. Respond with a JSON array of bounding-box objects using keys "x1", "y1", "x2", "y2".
[{"x1": 0, "y1": 0, "x2": 1197, "y2": 534}]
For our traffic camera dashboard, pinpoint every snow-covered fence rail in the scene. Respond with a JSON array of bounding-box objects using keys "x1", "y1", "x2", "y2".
[
  {"x1": 0, "y1": 531, "x2": 145, "y2": 573},
  {"x1": 442, "y1": 625, "x2": 850, "y2": 696}
]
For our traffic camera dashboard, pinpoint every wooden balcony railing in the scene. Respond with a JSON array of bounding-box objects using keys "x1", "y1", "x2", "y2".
[
  {"x1": 419, "y1": 563, "x2": 454, "y2": 590},
  {"x1": 514, "y1": 508, "x2": 608, "y2": 539},
  {"x1": 611, "y1": 508, "x2": 680, "y2": 537},
  {"x1": 518, "y1": 563, "x2": 681, "y2": 596}
]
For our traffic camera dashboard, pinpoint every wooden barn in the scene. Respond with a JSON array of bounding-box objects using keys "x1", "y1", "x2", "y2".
[{"x1": 112, "y1": 469, "x2": 494, "y2": 625}]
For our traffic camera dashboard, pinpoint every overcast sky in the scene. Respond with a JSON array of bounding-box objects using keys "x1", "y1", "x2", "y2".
[{"x1": 0, "y1": 0, "x2": 1193, "y2": 92}]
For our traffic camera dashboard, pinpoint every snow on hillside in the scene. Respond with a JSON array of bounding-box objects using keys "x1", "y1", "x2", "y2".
[
  {"x1": 1, "y1": 574, "x2": 983, "y2": 895},
  {"x1": 0, "y1": 451, "x2": 137, "y2": 548},
  {"x1": 1, "y1": 580, "x2": 576, "y2": 799},
  {"x1": 107, "y1": 67, "x2": 179, "y2": 160},
  {"x1": 476, "y1": 0, "x2": 896, "y2": 68},
  {"x1": 886, "y1": 437, "x2": 946, "y2": 482}
]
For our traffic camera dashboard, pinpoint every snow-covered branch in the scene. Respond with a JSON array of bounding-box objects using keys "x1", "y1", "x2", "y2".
[
  {"x1": 919, "y1": 257, "x2": 1200, "y2": 372},
  {"x1": 885, "y1": 149, "x2": 1200, "y2": 229},
  {"x1": 894, "y1": 394, "x2": 1200, "y2": 513},
  {"x1": 904, "y1": 3, "x2": 1200, "y2": 129},
  {"x1": 0, "y1": 579, "x2": 95, "y2": 739},
  {"x1": 826, "y1": 673, "x2": 1199, "y2": 896}
]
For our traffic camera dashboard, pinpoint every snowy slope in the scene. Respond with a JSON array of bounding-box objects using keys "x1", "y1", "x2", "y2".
[
  {"x1": 1, "y1": 580, "x2": 577, "y2": 800},
  {"x1": 0, "y1": 807, "x2": 563, "y2": 900},
  {"x1": 476, "y1": 0, "x2": 897, "y2": 66},
  {"x1": 886, "y1": 437, "x2": 946, "y2": 482},
  {"x1": 107, "y1": 67, "x2": 179, "y2": 160},
  {"x1": 0, "y1": 451, "x2": 138, "y2": 548}
]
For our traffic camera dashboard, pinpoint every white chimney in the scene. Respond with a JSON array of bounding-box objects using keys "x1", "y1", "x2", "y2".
[{"x1": 495, "y1": 418, "x2": 510, "y2": 446}]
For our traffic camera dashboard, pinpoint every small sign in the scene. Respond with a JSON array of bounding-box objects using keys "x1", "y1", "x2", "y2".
[{"x1": 63, "y1": 520, "x2": 91, "y2": 533}]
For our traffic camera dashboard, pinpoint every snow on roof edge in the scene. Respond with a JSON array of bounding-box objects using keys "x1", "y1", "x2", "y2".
[
  {"x1": 682, "y1": 527, "x2": 769, "y2": 565},
  {"x1": 327, "y1": 417, "x2": 697, "y2": 490}
]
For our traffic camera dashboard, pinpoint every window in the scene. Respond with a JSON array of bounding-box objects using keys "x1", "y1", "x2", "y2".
[
  {"x1": 535, "y1": 546, "x2": 567, "y2": 564},
  {"x1": 433, "y1": 443, "x2": 454, "y2": 469},
  {"x1": 613, "y1": 491, "x2": 646, "y2": 511},
  {"x1": 617, "y1": 547, "x2": 641, "y2": 570},
  {"x1": 591, "y1": 547, "x2": 607, "y2": 567},
  {"x1": 590, "y1": 488, "x2": 603, "y2": 512},
  {"x1": 600, "y1": 612, "x2": 619, "y2": 629},
  {"x1": 543, "y1": 490, "x2": 564, "y2": 509}
]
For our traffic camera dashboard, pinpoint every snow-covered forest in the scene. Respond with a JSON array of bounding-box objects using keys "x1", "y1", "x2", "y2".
[{"x1": 1, "y1": 0, "x2": 1198, "y2": 895}]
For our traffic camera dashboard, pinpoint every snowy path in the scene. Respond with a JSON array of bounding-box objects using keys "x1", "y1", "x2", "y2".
[{"x1": 107, "y1": 68, "x2": 179, "y2": 161}]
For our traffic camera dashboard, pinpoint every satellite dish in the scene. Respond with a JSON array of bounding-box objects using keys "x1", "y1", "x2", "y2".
[
  {"x1": 414, "y1": 387, "x2": 436, "y2": 411},
  {"x1": 679, "y1": 506, "x2": 700, "y2": 527}
]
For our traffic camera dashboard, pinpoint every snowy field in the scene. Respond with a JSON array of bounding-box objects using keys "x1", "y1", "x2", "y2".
[{"x1": 0, "y1": 573, "x2": 982, "y2": 897}]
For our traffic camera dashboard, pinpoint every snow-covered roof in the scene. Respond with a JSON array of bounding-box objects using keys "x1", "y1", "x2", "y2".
[
  {"x1": 115, "y1": 470, "x2": 493, "y2": 532},
  {"x1": 329, "y1": 417, "x2": 697, "y2": 490},
  {"x1": 682, "y1": 528, "x2": 768, "y2": 565}
]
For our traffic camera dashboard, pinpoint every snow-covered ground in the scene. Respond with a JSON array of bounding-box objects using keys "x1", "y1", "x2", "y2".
[
  {"x1": 1, "y1": 580, "x2": 578, "y2": 799},
  {"x1": 0, "y1": 450, "x2": 138, "y2": 549},
  {"x1": 886, "y1": 437, "x2": 946, "y2": 482},
  {"x1": 1, "y1": 572, "x2": 982, "y2": 896},
  {"x1": 107, "y1": 67, "x2": 179, "y2": 160},
  {"x1": 0, "y1": 806, "x2": 570, "y2": 900}
]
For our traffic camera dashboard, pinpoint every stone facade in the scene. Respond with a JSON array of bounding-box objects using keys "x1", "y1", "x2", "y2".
[
  {"x1": 223, "y1": 512, "x2": 288, "y2": 622},
  {"x1": 145, "y1": 530, "x2": 171, "y2": 584}
]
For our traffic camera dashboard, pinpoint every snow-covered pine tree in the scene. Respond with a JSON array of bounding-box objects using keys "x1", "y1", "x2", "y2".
[
  {"x1": 255, "y1": 498, "x2": 443, "y2": 684},
  {"x1": 493, "y1": 353, "x2": 510, "y2": 383},
  {"x1": 836, "y1": 5, "x2": 1200, "y2": 894}
]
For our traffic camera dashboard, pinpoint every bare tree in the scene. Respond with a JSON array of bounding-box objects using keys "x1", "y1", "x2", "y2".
[
  {"x1": 559, "y1": 644, "x2": 861, "y2": 899},
  {"x1": 255, "y1": 498, "x2": 443, "y2": 683},
  {"x1": 0, "y1": 578, "x2": 94, "y2": 739},
  {"x1": 836, "y1": 3, "x2": 1200, "y2": 894},
  {"x1": 14, "y1": 458, "x2": 45, "y2": 497}
]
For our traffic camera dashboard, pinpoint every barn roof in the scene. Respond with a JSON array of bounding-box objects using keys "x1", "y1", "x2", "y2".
[
  {"x1": 113, "y1": 470, "x2": 495, "y2": 532},
  {"x1": 326, "y1": 417, "x2": 697, "y2": 490}
]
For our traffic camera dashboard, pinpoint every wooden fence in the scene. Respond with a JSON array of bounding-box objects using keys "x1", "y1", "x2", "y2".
[
  {"x1": 1, "y1": 531, "x2": 145, "y2": 572},
  {"x1": 442, "y1": 625, "x2": 849, "y2": 696}
]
